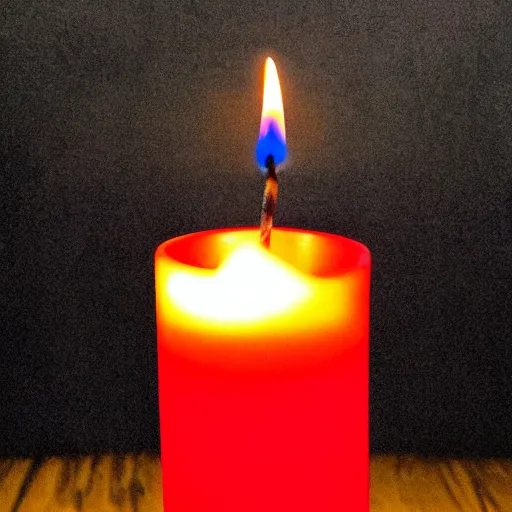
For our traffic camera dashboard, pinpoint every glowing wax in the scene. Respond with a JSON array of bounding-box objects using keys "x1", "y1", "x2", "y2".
[{"x1": 155, "y1": 227, "x2": 371, "y2": 511}]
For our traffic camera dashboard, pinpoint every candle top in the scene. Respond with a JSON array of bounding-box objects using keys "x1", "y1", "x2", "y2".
[{"x1": 156, "y1": 228, "x2": 370, "y2": 327}]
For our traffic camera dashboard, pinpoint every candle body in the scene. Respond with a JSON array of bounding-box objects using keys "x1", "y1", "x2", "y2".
[{"x1": 155, "y1": 227, "x2": 370, "y2": 511}]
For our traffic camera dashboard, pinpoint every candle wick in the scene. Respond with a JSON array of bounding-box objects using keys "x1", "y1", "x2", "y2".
[{"x1": 259, "y1": 154, "x2": 278, "y2": 249}]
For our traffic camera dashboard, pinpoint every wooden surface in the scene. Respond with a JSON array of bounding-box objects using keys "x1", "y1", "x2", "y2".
[{"x1": 0, "y1": 454, "x2": 511, "y2": 511}]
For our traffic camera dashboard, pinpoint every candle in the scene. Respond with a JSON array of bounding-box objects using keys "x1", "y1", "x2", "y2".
[{"x1": 155, "y1": 58, "x2": 371, "y2": 511}]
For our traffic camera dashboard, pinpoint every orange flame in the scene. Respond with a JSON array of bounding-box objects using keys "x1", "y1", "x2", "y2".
[
  {"x1": 261, "y1": 57, "x2": 286, "y2": 139},
  {"x1": 256, "y1": 57, "x2": 287, "y2": 167}
]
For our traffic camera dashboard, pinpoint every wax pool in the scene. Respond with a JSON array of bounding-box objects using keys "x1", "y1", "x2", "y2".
[{"x1": 155, "y1": 227, "x2": 371, "y2": 511}]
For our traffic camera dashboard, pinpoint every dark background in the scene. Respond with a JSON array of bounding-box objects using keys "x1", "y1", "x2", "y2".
[{"x1": 1, "y1": 0, "x2": 511, "y2": 457}]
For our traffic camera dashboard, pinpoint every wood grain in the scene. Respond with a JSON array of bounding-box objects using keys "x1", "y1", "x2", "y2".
[
  {"x1": 0, "y1": 454, "x2": 511, "y2": 511},
  {"x1": 370, "y1": 456, "x2": 512, "y2": 512}
]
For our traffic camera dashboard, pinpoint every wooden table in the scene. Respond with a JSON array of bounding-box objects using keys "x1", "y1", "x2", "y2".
[{"x1": 1, "y1": 454, "x2": 511, "y2": 511}]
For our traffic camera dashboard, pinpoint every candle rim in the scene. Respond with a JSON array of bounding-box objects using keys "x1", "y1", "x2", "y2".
[{"x1": 156, "y1": 226, "x2": 370, "y2": 278}]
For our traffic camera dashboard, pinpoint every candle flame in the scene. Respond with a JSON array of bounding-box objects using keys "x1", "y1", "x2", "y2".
[
  {"x1": 256, "y1": 57, "x2": 287, "y2": 169},
  {"x1": 167, "y1": 244, "x2": 308, "y2": 324}
]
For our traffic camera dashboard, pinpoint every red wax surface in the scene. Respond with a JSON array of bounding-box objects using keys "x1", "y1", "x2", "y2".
[{"x1": 155, "y1": 227, "x2": 371, "y2": 511}]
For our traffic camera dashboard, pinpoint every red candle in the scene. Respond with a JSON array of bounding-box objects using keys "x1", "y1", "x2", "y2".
[{"x1": 155, "y1": 58, "x2": 371, "y2": 511}]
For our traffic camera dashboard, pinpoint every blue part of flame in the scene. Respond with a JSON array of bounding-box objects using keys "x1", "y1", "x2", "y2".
[{"x1": 255, "y1": 120, "x2": 287, "y2": 169}]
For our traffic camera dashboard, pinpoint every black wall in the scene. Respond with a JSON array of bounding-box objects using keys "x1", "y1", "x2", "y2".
[{"x1": 1, "y1": 0, "x2": 511, "y2": 456}]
